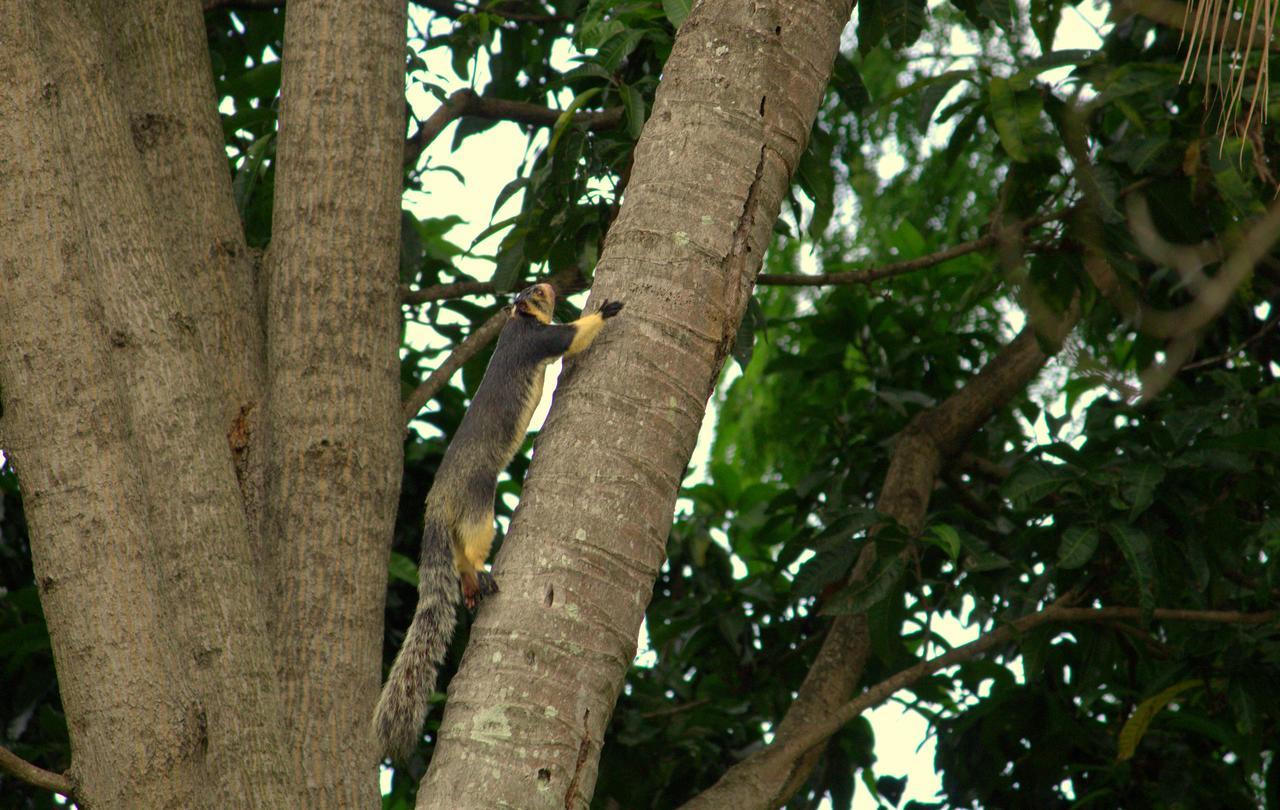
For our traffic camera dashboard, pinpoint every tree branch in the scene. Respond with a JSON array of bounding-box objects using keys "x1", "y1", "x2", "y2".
[
  {"x1": 405, "y1": 88, "x2": 624, "y2": 168},
  {"x1": 413, "y1": 0, "x2": 570, "y2": 22},
  {"x1": 682, "y1": 306, "x2": 1080, "y2": 810},
  {"x1": 202, "y1": 0, "x2": 281, "y2": 11},
  {"x1": 401, "y1": 279, "x2": 496, "y2": 306},
  {"x1": 403, "y1": 308, "x2": 509, "y2": 424},
  {"x1": 1181, "y1": 301, "x2": 1280, "y2": 371},
  {"x1": 0, "y1": 745, "x2": 73, "y2": 797},
  {"x1": 705, "y1": 602, "x2": 1276, "y2": 795},
  {"x1": 756, "y1": 209, "x2": 1068, "y2": 287}
]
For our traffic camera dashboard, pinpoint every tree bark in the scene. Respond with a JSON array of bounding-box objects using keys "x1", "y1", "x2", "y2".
[
  {"x1": 264, "y1": 0, "x2": 407, "y2": 804},
  {"x1": 417, "y1": 0, "x2": 852, "y2": 805},
  {"x1": 0, "y1": 2, "x2": 290, "y2": 806},
  {"x1": 0, "y1": 16, "x2": 197, "y2": 807},
  {"x1": 102, "y1": 0, "x2": 272, "y2": 565}
]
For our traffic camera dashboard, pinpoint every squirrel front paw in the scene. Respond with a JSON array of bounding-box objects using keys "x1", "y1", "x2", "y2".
[{"x1": 600, "y1": 300, "x2": 624, "y2": 319}]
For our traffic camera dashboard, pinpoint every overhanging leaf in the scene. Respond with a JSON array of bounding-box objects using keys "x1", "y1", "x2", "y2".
[
  {"x1": 388, "y1": 552, "x2": 419, "y2": 586},
  {"x1": 822, "y1": 555, "x2": 906, "y2": 615},
  {"x1": 883, "y1": 0, "x2": 927, "y2": 48},
  {"x1": 924, "y1": 524, "x2": 961, "y2": 560},
  {"x1": 918, "y1": 71, "x2": 968, "y2": 130},
  {"x1": 1117, "y1": 680, "x2": 1203, "y2": 761},
  {"x1": 620, "y1": 83, "x2": 646, "y2": 140},
  {"x1": 232, "y1": 131, "x2": 275, "y2": 216},
  {"x1": 1001, "y1": 462, "x2": 1076, "y2": 510},
  {"x1": 987, "y1": 76, "x2": 1027, "y2": 162},
  {"x1": 1057, "y1": 525, "x2": 1099, "y2": 569},
  {"x1": 1107, "y1": 523, "x2": 1156, "y2": 620},
  {"x1": 662, "y1": 0, "x2": 691, "y2": 28}
]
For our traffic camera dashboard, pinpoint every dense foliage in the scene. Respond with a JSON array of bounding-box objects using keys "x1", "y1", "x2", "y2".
[{"x1": 3, "y1": 1, "x2": 1280, "y2": 808}]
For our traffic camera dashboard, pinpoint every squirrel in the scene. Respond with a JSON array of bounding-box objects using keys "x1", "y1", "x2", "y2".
[{"x1": 374, "y1": 282, "x2": 623, "y2": 761}]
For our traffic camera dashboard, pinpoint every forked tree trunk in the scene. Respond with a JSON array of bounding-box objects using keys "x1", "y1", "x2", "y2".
[{"x1": 0, "y1": 0, "x2": 404, "y2": 806}]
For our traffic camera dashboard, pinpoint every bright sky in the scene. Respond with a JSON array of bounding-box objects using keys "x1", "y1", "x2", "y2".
[{"x1": 395, "y1": 1, "x2": 1111, "y2": 806}]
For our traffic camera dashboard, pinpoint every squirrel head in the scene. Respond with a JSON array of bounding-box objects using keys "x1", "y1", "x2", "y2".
[{"x1": 512, "y1": 283, "x2": 555, "y2": 324}]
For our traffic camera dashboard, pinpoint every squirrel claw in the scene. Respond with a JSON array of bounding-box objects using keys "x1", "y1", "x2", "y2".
[
  {"x1": 599, "y1": 300, "x2": 624, "y2": 319},
  {"x1": 463, "y1": 571, "x2": 498, "y2": 611}
]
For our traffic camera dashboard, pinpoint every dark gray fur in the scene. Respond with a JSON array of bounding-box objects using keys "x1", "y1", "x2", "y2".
[
  {"x1": 426, "y1": 314, "x2": 577, "y2": 521},
  {"x1": 373, "y1": 310, "x2": 581, "y2": 761}
]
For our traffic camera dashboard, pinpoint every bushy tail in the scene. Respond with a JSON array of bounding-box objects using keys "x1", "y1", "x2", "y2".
[{"x1": 374, "y1": 516, "x2": 459, "y2": 761}]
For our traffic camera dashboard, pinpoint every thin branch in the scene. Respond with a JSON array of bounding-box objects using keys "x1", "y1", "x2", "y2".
[
  {"x1": 403, "y1": 308, "x2": 508, "y2": 424},
  {"x1": 0, "y1": 745, "x2": 73, "y2": 798},
  {"x1": 405, "y1": 88, "x2": 624, "y2": 168},
  {"x1": 756, "y1": 209, "x2": 1069, "y2": 287},
  {"x1": 402, "y1": 279, "x2": 496, "y2": 305},
  {"x1": 737, "y1": 602, "x2": 1276, "y2": 779},
  {"x1": 1059, "y1": 606, "x2": 1278, "y2": 624},
  {"x1": 202, "y1": 0, "x2": 280, "y2": 11},
  {"x1": 955, "y1": 451, "x2": 1012, "y2": 482},
  {"x1": 639, "y1": 698, "x2": 713, "y2": 720},
  {"x1": 413, "y1": 0, "x2": 570, "y2": 22},
  {"x1": 203, "y1": 0, "x2": 567, "y2": 20},
  {"x1": 1181, "y1": 302, "x2": 1280, "y2": 371}
]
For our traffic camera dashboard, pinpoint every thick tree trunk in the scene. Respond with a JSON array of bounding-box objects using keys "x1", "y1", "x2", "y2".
[
  {"x1": 264, "y1": 0, "x2": 407, "y2": 804},
  {"x1": 0, "y1": 2, "x2": 290, "y2": 807},
  {"x1": 2, "y1": 0, "x2": 406, "y2": 805},
  {"x1": 417, "y1": 0, "x2": 852, "y2": 806}
]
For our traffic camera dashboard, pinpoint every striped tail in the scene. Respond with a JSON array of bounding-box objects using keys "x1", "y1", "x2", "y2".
[{"x1": 374, "y1": 515, "x2": 459, "y2": 761}]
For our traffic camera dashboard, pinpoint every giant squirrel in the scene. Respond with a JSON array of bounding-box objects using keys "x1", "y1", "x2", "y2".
[{"x1": 374, "y1": 282, "x2": 623, "y2": 761}]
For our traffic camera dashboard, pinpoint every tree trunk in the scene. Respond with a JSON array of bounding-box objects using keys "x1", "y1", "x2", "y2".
[
  {"x1": 264, "y1": 0, "x2": 407, "y2": 804},
  {"x1": 417, "y1": 0, "x2": 853, "y2": 805},
  {"x1": 0, "y1": 2, "x2": 290, "y2": 806},
  {"x1": 0, "y1": 0, "x2": 406, "y2": 805}
]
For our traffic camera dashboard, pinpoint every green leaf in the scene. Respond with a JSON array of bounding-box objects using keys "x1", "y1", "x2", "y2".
[
  {"x1": 1009, "y1": 49, "x2": 1097, "y2": 87},
  {"x1": 620, "y1": 83, "x2": 646, "y2": 140},
  {"x1": 858, "y1": 0, "x2": 886, "y2": 53},
  {"x1": 232, "y1": 131, "x2": 275, "y2": 216},
  {"x1": 918, "y1": 71, "x2": 968, "y2": 130},
  {"x1": 549, "y1": 87, "x2": 602, "y2": 153},
  {"x1": 987, "y1": 76, "x2": 1027, "y2": 162},
  {"x1": 941, "y1": 104, "x2": 982, "y2": 168},
  {"x1": 883, "y1": 0, "x2": 927, "y2": 48},
  {"x1": 876, "y1": 774, "x2": 907, "y2": 806},
  {"x1": 594, "y1": 28, "x2": 645, "y2": 73},
  {"x1": 492, "y1": 237, "x2": 527, "y2": 292},
  {"x1": 977, "y1": 0, "x2": 1014, "y2": 31},
  {"x1": 1117, "y1": 680, "x2": 1203, "y2": 761},
  {"x1": 822, "y1": 555, "x2": 906, "y2": 615},
  {"x1": 662, "y1": 0, "x2": 691, "y2": 28},
  {"x1": 1120, "y1": 462, "x2": 1164, "y2": 520},
  {"x1": 924, "y1": 524, "x2": 961, "y2": 560},
  {"x1": 491, "y1": 176, "x2": 528, "y2": 218},
  {"x1": 832, "y1": 56, "x2": 872, "y2": 112},
  {"x1": 388, "y1": 552, "x2": 419, "y2": 586},
  {"x1": 1001, "y1": 462, "x2": 1075, "y2": 510},
  {"x1": 955, "y1": 530, "x2": 1011, "y2": 572},
  {"x1": 793, "y1": 539, "x2": 861, "y2": 598},
  {"x1": 1107, "y1": 523, "x2": 1155, "y2": 620},
  {"x1": 471, "y1": 215, "x2": 520, "y2": 248},
  {"x1": 731, "y1": 296, "x2": 764, "y2": 370},
  {"x1": 797, "y1": 124, "x2": 836, "y2": 238},
  {"x1": 1056, "y1": 525, "x2": 1099, "y2": 569}
]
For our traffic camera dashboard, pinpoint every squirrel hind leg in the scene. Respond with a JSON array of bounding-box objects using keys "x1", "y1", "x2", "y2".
[
  {"x1": 461, "y1": 569, "x2": 498, "y2": 610},
  {"x1": 476, "y1": 570, "x2": 498, "y2": 597}
]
